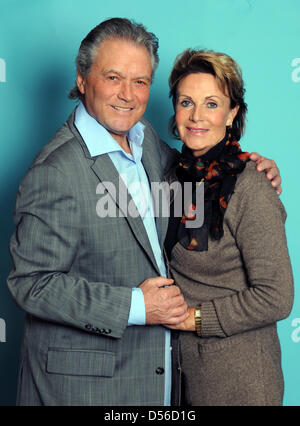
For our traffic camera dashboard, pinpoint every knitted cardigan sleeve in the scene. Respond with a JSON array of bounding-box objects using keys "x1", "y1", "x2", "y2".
[{"x1": 200, "y1": 165, "x2": 294, "y2": 338}]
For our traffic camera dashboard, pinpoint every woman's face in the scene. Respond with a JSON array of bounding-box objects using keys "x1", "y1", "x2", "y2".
[{"x1": 175, "y1": 73, "x2": 239, "y2": 156}]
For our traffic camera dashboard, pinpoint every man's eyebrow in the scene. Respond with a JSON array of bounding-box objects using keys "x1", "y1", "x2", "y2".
[
  {"x1": 103, "y1": 69, "x2": 151, "y2": 82},
  {"x1": 103, "y1": 69, "x2": 125, "y2": 78},
  {"x1": 138, "y1": 76, "x2": 152, "y2": 83}
]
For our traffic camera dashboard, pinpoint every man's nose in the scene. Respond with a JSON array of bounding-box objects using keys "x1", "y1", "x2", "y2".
[{"x1": 118, "y1": 81, "x2": 134, "y2": 102}]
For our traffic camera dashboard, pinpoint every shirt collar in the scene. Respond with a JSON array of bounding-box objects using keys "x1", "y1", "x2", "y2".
[{"x1": 74, "y1": 101, "x2": 145, "y2": 157}]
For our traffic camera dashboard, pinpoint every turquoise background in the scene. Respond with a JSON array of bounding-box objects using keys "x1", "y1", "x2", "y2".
[{"x1": 0, "y1": 0, "x2": 299, "y2": 405}]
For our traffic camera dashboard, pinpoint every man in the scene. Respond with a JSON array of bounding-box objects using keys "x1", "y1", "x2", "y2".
[{"x1": 7, "y1": 18, "x2": 281, "y2": 406}]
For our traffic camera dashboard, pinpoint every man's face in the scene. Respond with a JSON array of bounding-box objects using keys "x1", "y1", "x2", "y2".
[{"x1": 77, "y1": 38, "x2": 152, "y2": 146}]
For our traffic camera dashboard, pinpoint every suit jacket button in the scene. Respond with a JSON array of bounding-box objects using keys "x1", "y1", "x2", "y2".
[{"x1": 156, "y1": 367, "x2": 164, "y2": 375}]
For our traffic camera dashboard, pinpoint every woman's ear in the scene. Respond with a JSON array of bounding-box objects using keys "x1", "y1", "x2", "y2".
[{"x1": 226, "y1": 104, "x2": 239, "y2": 126}]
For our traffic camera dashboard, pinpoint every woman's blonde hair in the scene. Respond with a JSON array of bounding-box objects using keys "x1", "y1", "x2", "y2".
[{"x1": 169, "y1": 49, "x2": 247, "y2": 141}]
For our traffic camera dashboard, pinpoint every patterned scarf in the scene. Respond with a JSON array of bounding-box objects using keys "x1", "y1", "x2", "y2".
[{"x1": 174, "y1": 132, "x2": 250, "y2": 251}]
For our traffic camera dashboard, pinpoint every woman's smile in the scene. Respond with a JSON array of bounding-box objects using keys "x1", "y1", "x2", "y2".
[{"x1": 186, "y1": 127, "x2": 209, "y2": 135}]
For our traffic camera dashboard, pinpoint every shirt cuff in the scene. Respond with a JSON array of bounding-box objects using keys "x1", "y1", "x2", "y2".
[{"x1": 128, "y1": 287, "x2": 146, "y2": 326}]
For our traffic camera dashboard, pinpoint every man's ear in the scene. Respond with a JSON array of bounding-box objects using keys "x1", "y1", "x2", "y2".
[{"x1": 76, "y1": 70, "x2": 86, "y2": 95}]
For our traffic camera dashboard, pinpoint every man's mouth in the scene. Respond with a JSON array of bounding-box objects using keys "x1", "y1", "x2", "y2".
[{"x1": 112, "y1": 105, "x2": 133, "y2": 112}]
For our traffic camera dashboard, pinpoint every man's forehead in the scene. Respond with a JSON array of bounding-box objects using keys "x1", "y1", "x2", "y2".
[{"x1": 94, "y1": 38, "x2": 152, "y2": 77}]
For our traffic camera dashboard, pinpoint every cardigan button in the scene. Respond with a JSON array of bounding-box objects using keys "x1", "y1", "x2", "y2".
[{"x1": 156, "y1": 367, "x2": 164, "y2": 375}]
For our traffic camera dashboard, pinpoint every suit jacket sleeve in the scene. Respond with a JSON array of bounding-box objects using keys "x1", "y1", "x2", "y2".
[{"x1": 7, "y1": 162, "x2": 132, "y2": 339}]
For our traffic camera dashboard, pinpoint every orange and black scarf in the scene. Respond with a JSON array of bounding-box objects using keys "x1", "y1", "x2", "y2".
[{"x1": 165, "y1": 132, "x2": 250, "y2": 254}]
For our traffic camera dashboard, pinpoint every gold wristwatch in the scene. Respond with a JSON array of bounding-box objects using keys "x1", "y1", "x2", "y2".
[{"x1": 195, "y1": 307, "x2": 202, "y2": 336}]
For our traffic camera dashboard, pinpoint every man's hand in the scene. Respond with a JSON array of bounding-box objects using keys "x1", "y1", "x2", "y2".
[
  {"x1": 164, "y1": 307, "x2": 196, "y2": 331},
  {"x1": 139, "y1": 277, "x2": 188, "y2": 325},
  {"x1": 250, "y1": 153, "x2": 282, "y2": 195}
]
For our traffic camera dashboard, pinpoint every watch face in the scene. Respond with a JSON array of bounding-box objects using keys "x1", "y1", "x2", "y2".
[{"x1": 195, "y1": 309, "x2": 201, "y2": 318}]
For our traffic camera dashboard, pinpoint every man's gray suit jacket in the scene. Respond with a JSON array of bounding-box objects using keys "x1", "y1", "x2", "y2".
[{"x1": 7, "y1": 110, "x2": 178, "y2": 406}]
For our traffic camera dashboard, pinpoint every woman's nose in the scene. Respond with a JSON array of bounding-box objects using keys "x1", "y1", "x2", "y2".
[{"x1": 190, "y1": 104, "x2": 204, "y2": 122}]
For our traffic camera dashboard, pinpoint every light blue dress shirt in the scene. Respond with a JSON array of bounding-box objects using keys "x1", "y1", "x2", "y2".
[{"x1": 74, "y1": 102, "x2": 171, "y2": 406}]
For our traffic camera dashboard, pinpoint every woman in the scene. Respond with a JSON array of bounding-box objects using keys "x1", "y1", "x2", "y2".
[{"x1": 164, "y1": 49, "x2": 294, "y2": 406}]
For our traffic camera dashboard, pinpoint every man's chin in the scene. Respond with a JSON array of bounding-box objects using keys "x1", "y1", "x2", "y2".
[{"x1": 106, "y1": 122, "x2": 137, "y2": 137}]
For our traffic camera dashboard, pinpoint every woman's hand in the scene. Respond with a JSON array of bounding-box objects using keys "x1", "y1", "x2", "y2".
[
  {"x1": 164, "y1": 307, "x2": 196, "y2": 331},
  {"x1": 249, "y1": 153, "x2": 282, "y2": 195}
]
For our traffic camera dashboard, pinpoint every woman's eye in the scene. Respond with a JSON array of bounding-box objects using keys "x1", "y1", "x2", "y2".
[
  {"x1": 207, "y1": 102, "x2": 217, "y2": 108},
  {"x1": 180, "y1": 100, "x2": 192, "y2": 107}
]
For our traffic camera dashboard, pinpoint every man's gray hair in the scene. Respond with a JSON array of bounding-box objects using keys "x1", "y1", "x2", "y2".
[{"x1": 69, "y1": 17, "x2": 159, "y2": 100}]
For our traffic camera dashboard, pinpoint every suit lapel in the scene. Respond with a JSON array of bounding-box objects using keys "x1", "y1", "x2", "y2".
[
  {"x1": 141, "y1": 133, "x2": 170, "y2": 249},
  {"x1": 91, "y1": 154, "x2": 161, "y2": 275}
]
